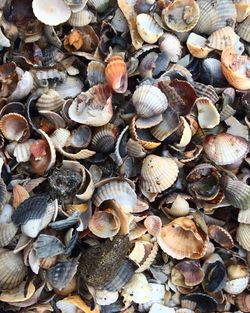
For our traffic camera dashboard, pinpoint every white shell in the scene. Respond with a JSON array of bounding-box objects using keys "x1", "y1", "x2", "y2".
[
  {"x1": 68, "y1": 8, "x2": 95, "y2": 27},
  {"x1": 223, "y1": 276, "x2": 249, "y2": 294},
  {"x1": 136, "y1": 14, "x2": 163, "y2": 44},
  {"x1": 55, "y1": 76, "x2": 83, "y2": 99},
  {"x1": 13, "y1": 140, "x2": 35, "y2": 163},
  {"x1": 195, "y1": 97, "x2": 220, "y2": 129},
  {"x1": 160, "y1": 33, "x2": 182, "y2": 63},
  {"x1": 8, "y1": 71, "x2": 34, "y2": 102},
  {"x1": 95, "y1": 289, "x2": 119, "y2": 305},
  {"x1": 122, "y1": 273, "x2": 151, "y2": 304},
  {"x1": 149, "y1": 304, "x2": 175, "y2": 313}
]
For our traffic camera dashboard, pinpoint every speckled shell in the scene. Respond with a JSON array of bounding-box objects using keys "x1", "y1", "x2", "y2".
[
  {"x1": 224, "y1": 276, "x2": 249, "y2": 294},
  {"x1": 91, "y1": 124, "x2": 119, "y2": 153},
  {"x1": 136, "y1": 14, "x2": 163, "y2": 44}
]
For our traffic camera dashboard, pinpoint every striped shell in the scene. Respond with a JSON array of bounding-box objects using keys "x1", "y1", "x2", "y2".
[
  {"x1": 236, "y1": 15, "x2": 250, "y2": 42},
  {"x1": 36, "y1": 89, "x2": 64, "y2": 112}
]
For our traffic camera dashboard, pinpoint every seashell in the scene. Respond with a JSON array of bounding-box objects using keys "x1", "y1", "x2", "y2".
[
  {"x1": 68, "y1": 8, "x2": 95, "y2": 27},
  {"x1": 195, "y1": 97, "x2": 220, "y2": 129},
  {"x1": 89, "y1": 209, "x2": 121, "y2": 238},
  {"x1": 70, "y1": 125, "x2": 92, "y2": 149},
  {"x1": 40, "y1": 256, "x2": 57, "y2": 270},
  {"x1": 227, "y1": 264, "x2": 248, "y2": 280},
  {"x1": 0, "y1": 222, "x2": 17, "y2": 247},
  {"x1": 0, "y1": 280, "x2": 36, "y2": 303},
  {"x1": 0, "y1": 180, "x2": 8, "y2": 213},
  {"x1": 236, "y1": 292, "x2": 250, "y2": 312},
  {"x1": 160, "y1": 194, "x2": 191, "y2": 218},
  {"x1": 194, "y1": 0, "x2": 237, "y2": 35},
  {"x1": 224, "y1": 276, "x2": 249, "y2": 294},
  {"x1": 122, "y1": 273, "x2": 151, "y2": 304},
  {"x1": 105, "y1": 55, "x2": 127, "y2": 94},
  {"x1": 129, "y1": 241, "x2": 146, "y2": 264},
  {"x1": 132, "y1": 84, "x2": 168, "y2": 118},
  {"x1": 174, "y1": 116, "x2": 192, "y2": 149},
  {"x1": 36, "y1": 89, "x2": 64, "y2": 113},
  {"x1": 95, "y1": 289, "x2": 119, "y2": 306},
  {"x1": 0, "y1": 249, "x2": 27, "y2": 290},
  {"x1": 136, "y1": 14, "x2": 163, "y2": 44},
  {"x1": 33, "y1": 234, "x2": 65, "y2": 258},
  {"x1": 56, "y1": 295, "x2": 100, "y2": 313},
  {"x1": 144, "y1": 215, "x2": 162, "y2": 237},
  {"x1": 208, "y1": 225, "x2": 234, "y2": 248},
  {"x1": 0, "y1": 113, "x2": 30, "y2": 142},
  {"x1": 236, "y1": 15, "x2": 250, "y2": 43},
  {"x1": 192, "y1": 82, "x2": 219, "y2": 104},
  {"x1": 126, "y1": 138, "x2": 146, "y2": 158},
  {"x1": 135, "y1": 114, "x2": 163, "y2": 129},
  {"x1": 46, "y1": 259, "x2": 79, "y2": 290},
  {"x1": 207, "y1": 26, "x2": 244, "y2": 53},
  {"x1": 203, "y1": 261, "x2": 227, "y2": 293},
  {"x1": 200, "y1": 58, "x2": 227, "y2": 87},
  {"x1": 187, "y1": 33, "x2": 212, "y2": 59},
  {"x1": 160, "y1": 33, "x2": 182, "y2": 63},
  {"x1": 91, "y1": 124, "x2": 119, "y2": 153},
  {"x1": 118, "y1": 0, "x2": 144, "y2": 50},
  {"x1": 88, "y1": 0, "x2": 110, "y2": 13},
  {"x1": 13, "y1": 139, "x2": 35, "y2": 163},
  {"x1": 0, "y1": 28, "x2": 10, "y2": 50},
  {"x1": 221, "y1": 176, "x2": 250, "y2": 210},
  {"x1": 68, "y1": 84, "x2": 113, "y2": 127},
  {"x1": 54, "y1": 277, "x2": 77, "y2": 296},
  {"x1": 225, "y1": 116, "x2": 249, "y2": 141},
  {"x1": 237, "y1": 223, "x2": 250, "y2": 251},
  {"x1": 55, "y1": 76, "x2": 83, "y2": 99},
  {"x1": 111, "y1": 8, "x2": 129, "y2": 33},
  {"x1": 50, "y1": 128, "x2": 71, "y2": 148},
  {"x1": 44, "y1": 25, "x2": 62, "y2": 48},
  {"x1": 221, "y1": 46, "x2": 250, "y2": 90},
  {"x1": 140, "y1": 155, "x2": 179, "y2": 193},
  {"x1": 181, "y1": 293, "x2": 217, "y2": 312},
  {"x1": 149, "y1": 304, "x2": 175, "y2": 313},
  {"x1": 87, "y1": 61, "x2": 105, "y2": 87},
  {"x1": 172, "y1": 260, "x2": 204, "y2": 287},
  {"x1": 49, "y1": 211, "x2": 80, "y2": 230},
  {"x1": 203, "y1": 133, "x2": 249, "y2": 166},
  {"x1": 93, "y1": 179, "x2": 137, "y2": 213},
  {"x1": 135, "y1": 241, "x2": 158, "y2": 273},
  {"x1": 157, "y1": 217, "x2": 208, "y2": 260},
  {"x1": 8, "y1": 70, "x2": 34, "y2": 102},
  {"x1": 32, "y1": 0, "x2": 71, "y2": 26},
  {"x1": 238, "y1": 209, "x2": 250, "y2": 224},
  {"x1": 162, "y1": 0, "x2": 200, "y2": 32}
]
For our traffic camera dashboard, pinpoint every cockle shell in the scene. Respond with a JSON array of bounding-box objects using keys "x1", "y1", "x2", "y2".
[
  {"x1": 0, "y1": 222, "x2": 17, "y2": 247},
  {"x1": 105, "y1": 55, "x2": 127, "y2": 93},
  {"x1": 68, "y1": 8, "x2": 95, "y2": 27},
  {"x1": 0, "y1": 113, "x2": 30, "y2": 142},
  {"x1": 8, "y1": 70, "x2": 34, "y2": 102},
  {"x1": 91, "y1": 124, "x2": 119, "y2": 153},
  {"x1": 36, "y1": 89, "x2": 64, "y2": 112},
  {"x1": 144, "y1": 215, "x2": 162, "y2": 237},
  {"x1": 187, "y1": 33, "x2": 212, "y2": 59},
  {"x1": 136, "y1": 14, "x2": 163, "y2": 44},
  {"x1": 160, "y1": 33, "x2": 182, "y2": 63},
  {"x1": 195, "y1": 97, "x2": 220, "y2": 129},
  {"x1": 171, "y1": 260, "x2": 204, "y2": 287},
  {"x1": 236, "y1": 15, "x2": 250, "y2": 43},
  {"x1": 87, "y1": 61, "x2": 105, "y2": 87},
  {"x1": 236, "y1": 292, "x2": 250, "y2": 312},
  {"x1": 208, "y1": 225, "x2": 234, "y2": 248},
  {"x1": 237, "y1": 223, "x2": 250, "y2": 251},
  {"x1": 140, "y1": 155, "x2": 179, "y2": 193},
  {"x1": 111, "y1": 8, "x2": 129, "y2": 33},
  {"x1": 13, "y1": 139, "x2": 35, "y2": 163}
]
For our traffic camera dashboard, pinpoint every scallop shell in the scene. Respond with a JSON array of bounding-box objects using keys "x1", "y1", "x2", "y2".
[
  {"x1": 162, "y1": 0, "x2": 199, "y2": 32},
  {"x1": 132, "y1": 84, "x2": 168, "y2": 118},
  {"x1": 36, "y1": 89, "x2": 64, "y2": 112},
  {"x1": 224, "y1": 276, "x2": 249, "y2": 294},
  {"x1": 32, "y1": 0, "x2": 71, "y2": 26},
  {"x1": 50, "y1": 128, "x2": 71, "y2": 148},
  {"x1": 68, "y1": 8, "x2": 95, "y2": 27},
  {"x1": 157, "y1": 217, "x2": 208, "y2": 260},
  {"x1": 105, "y1": 55, "x2": 127, "y2": 93},
  {"x1": 0, "y1": 222, "x2": 17, "y2": 247},
  {"x1": 194, "y1": 0, "x2": 237, "y2": 35},
  {"x1": 0, "y1": 113, "x2": 30, "y2": 142},
  {"x1": 126, "y1": 138, "x2": 146, "y2": 158},
  {"x1": 87, "y1": 61, "x2": 105, "y2": 87},
  {"x1": 160, "y1": 33, "x2": 182, "y2": 63},
  {"x1": 237, "y1": 223, "x2": 250, "y2": 251},
  {"x1": 140, "y1": 155, "x2": 178, "y2": 193},
  {"x1": 0, "y1": 249, "x2": 27, "y2": 290},
  {"x1": 236, "y1": 15, "x2": 250, "y2": 42},
  {"x1": 221, "y1": 46, "x2": 250, "y2": 90},
  {"x1": 91, "y1": 124, "x2": 119, "y2": 153},
  {"x1": 186, "y1": 33, "x2": 212, "y2": 59},
  {"x1": 55, "y1": 76, "x2": 83, "y2": 99},
  {"x1": 136, "y1": 14, "x2": 163, "y2": 44},
  {"x1": 236, "y1": 292, "x2": 250, "y2": 312},
  {"x1": 33, "y1": 234, "x2": 65, "y2": 258},
  {"x1": 192, "y1": 82, "x2": 219, "y2": 104},
  {"x1": 195, "y1": 97, "x2": 220, "y2": 129},
  {"x1": 68, "y1": 84, "x2": 113, "y2": 127},
  {"x1": 203, "y1": 133, "x2": 249, "y2": 166},
  {"x1": 144, "y1": 215, "x2": 162, "y2": 237}
]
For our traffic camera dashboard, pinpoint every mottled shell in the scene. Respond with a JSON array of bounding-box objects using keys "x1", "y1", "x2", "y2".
[
  {"x1": 224, "y1": 276, "x2": 249, "y2": 294},
  {"x1": 136, "y1": 14, "x2": 163, "y2": 44},
  {"x1": 87, "y1": 61, "x2": 105, "y2": 87},
  {"x1": 132, "y1": 84, "x2": 168, "y2": 118},
  {"x1": 140, "y1": 155, "x2": 179, "y2": 193},
  {"x1": 195, "y1": 97, "x2": 220, "y2": 129},
  {"x1": 162, "y1": 0, "x2": 200, "y2": 32},
  {"x1": 105, "y1": 56, "x2": 128, "y2": 93}
]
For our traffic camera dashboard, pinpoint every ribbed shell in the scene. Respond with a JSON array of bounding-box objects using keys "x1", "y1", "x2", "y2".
[
  {"x1": 36, "y1": 89, "x2": 64, "y2": 112},
  {"x1": 236, "y1": 15, "x2": 250, "y2": 43},
  {"x1": 140, "y1": 155, "x2": 179, "y2": 193},
  {"x1": 192, "y1": 82, "x2": 219, "y2": 104},
  {"x1": 132, "y1": 85, "x2": 168, "y2": 118},
  {"x1": 13, "y1": 140, "x2": 35, "y2": 163},
  {"x1": 87, "y1": 61, "x2": 105, "y2": 87},
  {"x1": 160, "y1": 33, "x2": 182, "y2": 63},
  {"x1": 68, "y1": 9, "x2": 95, "y2": 27},
  {"x1": 91, "y1": 124, "x2": 119, "y2": 153},
  {"x1": 203, "y1": 133, "x2": 249, "y2": 165},
  {"x1": 88, "y1": 0, "x2": 110, "y2": 12},
  {"x1": 187, "y1": 33, "x2": 212, "y2": 59},
  {"x1": 237, "y1": 223, "x2": 250, "y2": 251},
  {"x1": 0, "y1": 178, "x2": 7, "y2": 212},
  {"x1": 238, "y1": 209, "x2": 250, "y2": 224},
  {"x1": 55, "y1": 76, "x2": 83, "y2": 99},
  {"x1": 105, "y1": 56, "x2": 127, "y2": 93},
  {"x1": 136, "y1": 14, "x2": 163, "y2": 44},
  {"x1": 111, "y1": 8, "x2": 129, "y2": 33},
  {"x1": 194, "y1": 0, "x2": 237, "y2": 35},
  {"x1": 0, "y1": 222, "x2": 17, "y2": 247},
  {"x1": 0, "y1": 250, "x2": 27, "y2": 290}
]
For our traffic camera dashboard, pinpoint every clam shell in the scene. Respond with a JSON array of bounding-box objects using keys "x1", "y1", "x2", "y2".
[
  {"x1": 221, "y1": 176, "x2": 250, "y2": 210},
  {"x1": 160, "y1": 33, "x2": 182, "y2": 63},
  {"x1": 208, "y1": 225, "x2": 234, "y2": 248},
  {"x1": 111, "y1": 8, "x2": 129, "y2": 33},
  {"x1": 105, "y1": 55, "x2": 127, "y2": 93},
  {"x1": 160, "y1": 194, "x2": 191, "y2": 217},
  {"x1": 126, "y1": 138, "x2": 146, "y2": 158},
  {"x1": 157, "y1": 217, "x2": 208, "y2": 260},
  {"x1": 50, "y1": 128, "x2": 71, "y2": 148},
  {"x1": 13, "y1": 139, "x2": 35, "y2": 163},
  {"x1": 140, "y1": 155, "x2": 179, "y2": 193},
  {"x1": 227, "y1": 264, "x2": 248, "y2": 280},
  {"x1": 129, "y1": 241, "x2": 146, "y2": 264},
  {"x1": 136, "y1": 14, "x2": 163, "y2": 44},
  {"x1": 207, "y1": 26, "x2": 244, "y2": 53},
  {"x1": 32, "y1": 0, "x2": 71, "y2": 26},
  {"x1": 95, "y1": 289, "x2": 119, "y2": 306},
  {"x1": 162, "y1": 0, "x2": 200, "y2": 32},
  {"x1": 195, "y1": 97, "x2": 220, "y2": 129},
  {"x1": 0, "y1": 249, "x2": 27, "y2": 290},
  {"x1": 187, "y1": 33, "x2": 212, "y2": 58},
  {"x1": 203, "y1": 133, "x2": 249, "y2": 166},
  {"x1": 144, "y1": 215, "x2": 162, "y2": 237},
  {"x1": 68, "y1": 8, "x2": 95, "y2": 27},
  {"x1": 46, "y1": 260, "x2": 79, "y2": 290},
  {"x1": 236, "y1": 15, "x2": 250, "y2": 43},
  {"x1": 132, "y1": 84, "x2": 168, "y2": 118},
  {"x1": 91, "y1": 124, "x2": 119, "y2": 153},
  {"x1": 33, "y1": 234, "x2": 65, "y2": 258},
  {"x1": 221, "y1": 46, "x2": 250, "y2": 90},
  {"x1": 36, "y1": 89, "x2": 64, "y2": 112},
  {"x1": 8, "y1": 71, "x2": 34, "y2": 102},
  {"x1": 0, "y1": 222, "x2": 17, "y2": 247},
  {"x1": 0, "y1": 113, "x2": 30, "y2": 142},
  {"x1": 88, "y1": 0, "x2": 110, "y2": 12},
  {"x1": 87, "y1": 61, "x2": 105, "y2": 87},
  {"x1": 236, "y1": 292, "x2": 250, "y2": 312},
  {"x1": 237, "y1": 223, "x2": 250, "y2": 251},
  {"x1": 238, "y1": 209, "x2": 250, "y2": 224},
  {"x1": 172, "y1": 260, "x2": 204, "y2": 287},
  {"x1": 0, "y1": 280, "x2": 35, "y2": 303},
  {"x1": 225, "y1": 116, "x2": 249, "y2": 141},
  {"x1": 194, "y1": 0, "x2": 237, "y2": 35},
  {"x1": 224, "y1": 276, "x2": 249, "y2": 294},
  {"x1": 70, "y1": 125, "x2": 92, "y2": 149},
  {"x1": 55, "y1": 76, "x2": 83, "y2": 99}
]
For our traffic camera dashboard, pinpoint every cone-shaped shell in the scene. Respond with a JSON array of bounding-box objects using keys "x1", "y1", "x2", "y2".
[
  {"x1": 36, "y1": 89, "x2": 64, "y2": 112},
  {"x1": 32, "y1": 0, "x2": 71, "y2": 26},
  {"x1": 194, "y1": 0, "x2": 237, "y2": 35},
  {"x1": 0, "y1": 113, "x2": 30, "y2": 142},
  {"x1": 140, "y1": 155, "x2": 179, "y2": 193},
  {"x1": 157, "y1": 217, "x2": 208, "y2": 260},
  {"x1": 221, "y1": 46, "x2": 250, "y2": 90},
  {"x1": 162, "y1": 0, "x2": 200, "y2": 32},
  {"x1": 136, "y1": 14, "x2": 163, "y2": 44},
  {"x1": 195, "y1": 97, "x2": 220, "y2": 129},
  {"x1": 237, "y1": 223, "x2": 250, "y2": 251},
  {"x1": 203, "y1": 133, "x2": 249, "y2": 166},
  {"x1": 236, "y1": 15, "x2": 250, "y2": 43},
  {"x1": 105, "y1": 56, "x2": 128, "y2": 93},
  {"x1": 132, "y1": 85, "x2": 168, "y2": 118},
  {"x1": 0, "y1": 249, "x2": 27, "y2": 290},
  {"x1": 187, "y1": 33, "x2": 212, "y2": 59}
]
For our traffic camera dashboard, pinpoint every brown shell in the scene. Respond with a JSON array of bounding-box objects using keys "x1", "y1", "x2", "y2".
[
  {"x1": 0, "y1": 113, "x2": 30, "y2": 143},
  {"x1": 208, "y1": 225, "x2": 234, "y2": 249}
]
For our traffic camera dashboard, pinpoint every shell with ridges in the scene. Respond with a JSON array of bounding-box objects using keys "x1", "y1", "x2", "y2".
[
  {"x1": 105, "y1": 55, "x2": 128, "y2": 94},
  {"x1": 237, "y1": 223, "x2": 250, "y2": 251},
  {"x1": 0, "y1": 222, "x2": 17, "y2": 247},
  {"x1": 160, "y1": 33, "x2": 182, "y2": 63},
  {"x1": 68, "y1": 8, "x2": 95, "y2": 27},
  {"x1": 12, "y1": 184, "x2": 30, "y2": 208},
  {"x1": 36, "y1": 89, "x2": 65, "y2": 112},
  {"x1": 136, "y1": 14, "x2": 163, "y2": 44},
  {"x1": 13, "y1": 139, "x2": 35, "y2": 163},
  {"x1": 91, "y1": 124, "x2": 119, "y2": 154}
]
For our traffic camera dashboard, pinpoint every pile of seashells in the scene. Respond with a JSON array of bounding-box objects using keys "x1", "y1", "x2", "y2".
[{"x1": 0, "y1": 0, "x2": 249, "y2": 312}]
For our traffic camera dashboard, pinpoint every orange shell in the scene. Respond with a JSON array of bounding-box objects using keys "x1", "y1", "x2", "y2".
[
  {"x1": 157, "y1": 217, "x2": 208, "y2": 260},
  {"x1": 221, "y1": 46, "x2": 250, "y2": 90},
  {"x1": 105, "y1": 55, "x2": 128, "y2": 93},
  {"x1": 12, "y1": 185, "x2": 30, "y2": 208}
]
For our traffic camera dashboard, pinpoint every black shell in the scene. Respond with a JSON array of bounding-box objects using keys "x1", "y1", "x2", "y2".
[
  {"x1": 182, "y1": 293, "x2": 217, "y2": 313},
  {"x1": 203, "y1": 261, "x2": 227, "y2": 293},
  {"x1": 12, "y1": 193, "x2": 48, "y2": 226}
]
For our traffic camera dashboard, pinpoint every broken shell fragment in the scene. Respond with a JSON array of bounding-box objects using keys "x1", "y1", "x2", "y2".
[{"x1": 195, "y1": 97, "x2": 220, "y2": 129}]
